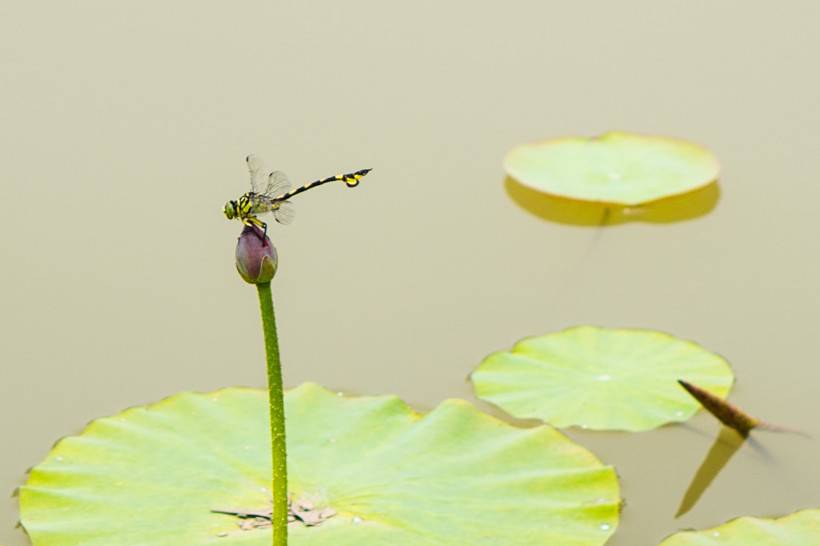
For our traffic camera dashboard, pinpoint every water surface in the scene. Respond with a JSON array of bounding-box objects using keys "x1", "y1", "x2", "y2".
[{"x1": 2, "y1": 1, "x2": 819, "y2": 544}]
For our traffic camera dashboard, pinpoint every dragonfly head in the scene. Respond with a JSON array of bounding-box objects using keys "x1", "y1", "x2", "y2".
[{"x1": 223, "y1": 200, "x2": 238, "y2": 220}]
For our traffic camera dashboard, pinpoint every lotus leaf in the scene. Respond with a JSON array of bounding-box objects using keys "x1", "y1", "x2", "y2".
[
  {"x1": 504, "y1": 132, "x2": 720, "y2": 205},
  {"x1": 471, "y1": 326, "x2": 734, "y2": 431},
  {"x1": 20, "y1": 383, "x2": 620, "y2": 546},
  {"x1": 659, "y1": 509, "x2": 820, "y2": 545}
]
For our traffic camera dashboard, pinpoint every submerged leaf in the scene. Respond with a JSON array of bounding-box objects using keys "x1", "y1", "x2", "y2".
[
  {"x1": 20, "y1": 383, "x2": 620, "y2": 546},
  {"x1": 471, "y1": 326, "x2": 734, "y2": 431},
  {"x1": 504, "y1": 132, "x2": 720, "y2": 205},
  {"x1": 675, "y1": 426, "x2": 748, "y2": 518},
  {"x1": 659, "y1": 509, "x2": 820, "y2": 545}
]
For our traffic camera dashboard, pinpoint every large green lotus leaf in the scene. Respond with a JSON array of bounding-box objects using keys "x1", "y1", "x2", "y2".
[
  {"x1": 471, "y1": 326, "x2": 734, "y2": 431},
  {"x1": 504, "y1": 132, "x2": 720, "y2": 205},
  {"x1": 20, "y1": 383, "x2": 620, "y2": 546},
  {"x1": 659, "y1": 509, "x2": 820, "y2": 545}
]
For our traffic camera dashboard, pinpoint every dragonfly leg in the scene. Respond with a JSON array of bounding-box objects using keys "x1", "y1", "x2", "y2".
[
  {"x1": 252, "y1": 217, "x2": 268, "y2": 241},
  {"x1": 242, "y1": 217, "x2": 268, "y2": 241}
]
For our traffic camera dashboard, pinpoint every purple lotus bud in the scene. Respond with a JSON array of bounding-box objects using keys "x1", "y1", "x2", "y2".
[{"x1": 235, "y1": 226, "x2": 278, "y2": 284}]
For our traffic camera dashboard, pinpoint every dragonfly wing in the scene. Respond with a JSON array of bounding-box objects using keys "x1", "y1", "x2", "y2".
[
  {"x1": 246, "y1": 154, "x2": 267, "y2": 193},
  {"x1": 248, "y1": 193, "x2": 275, "y2": 215},
  {"x1": 264, "y1": 171, "x2": 292, "y2": 198},
  {"x1": 273, "y1": 201, "x2": 295, "y2": 225}
]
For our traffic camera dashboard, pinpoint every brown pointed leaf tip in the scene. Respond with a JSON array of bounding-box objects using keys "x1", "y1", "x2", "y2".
[{"x1": 678, "y1": 380, "x2": 759, "y2": 434}]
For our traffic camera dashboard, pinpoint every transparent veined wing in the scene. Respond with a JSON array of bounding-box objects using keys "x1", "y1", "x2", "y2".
[
  {"x1": 273, "y1": 201, "x2": 295, "y2": 225},
  {"x1": 264, "y1": 171, "x2": 292, "y2": 198},
  {"x1": 246, "y1": 154, "x2": 267, "y2": 193},
  {"x1": 247, "y1": 192, "x2": 275, "y2": 215}
]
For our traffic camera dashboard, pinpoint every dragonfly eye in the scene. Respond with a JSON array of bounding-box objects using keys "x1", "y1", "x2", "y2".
[{"x1": 223, "y1": 201, "x2": 238, "y2": 219}]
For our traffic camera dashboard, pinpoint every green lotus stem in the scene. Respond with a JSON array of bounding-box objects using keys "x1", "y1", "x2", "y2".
[{"x1": 256, "y1": 282, "x2": 288, "y2": 546}]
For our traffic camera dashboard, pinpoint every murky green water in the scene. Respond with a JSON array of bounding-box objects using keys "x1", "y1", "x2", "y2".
[{"x1": 2, "y1": 1, "x2": 819, "y2": 544}]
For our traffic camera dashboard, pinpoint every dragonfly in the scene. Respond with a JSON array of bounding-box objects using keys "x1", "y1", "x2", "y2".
[{"x1": 223, "y1": 154, "x2": 372, "y2": 236}]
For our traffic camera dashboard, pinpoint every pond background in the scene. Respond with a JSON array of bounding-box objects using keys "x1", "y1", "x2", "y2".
[{"x1": 2, "y1": 1, "x2": 819, "y2": 544}]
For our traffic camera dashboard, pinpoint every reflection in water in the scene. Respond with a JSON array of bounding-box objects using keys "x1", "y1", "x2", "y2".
[
  {"x1": 504, "y1": 177, "x2": 720, "y2": 226},
  {"x1": 676, "y1": 426, "x2": 747, "y2": 518}
]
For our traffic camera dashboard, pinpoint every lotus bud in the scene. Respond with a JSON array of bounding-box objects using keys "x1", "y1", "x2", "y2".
[{"x1": 235, "y1": 226, "x2": 278, "y2": 284}]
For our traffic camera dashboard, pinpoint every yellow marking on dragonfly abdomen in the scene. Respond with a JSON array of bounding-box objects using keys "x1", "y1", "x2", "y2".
[{"x1": 343, "y1": 173, "x2": 363, "y2": 187}]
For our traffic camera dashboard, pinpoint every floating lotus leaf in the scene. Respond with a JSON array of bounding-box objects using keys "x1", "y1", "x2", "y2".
[
  {"x1": 471, "y1": 326, "x2": 734, "y2": 431},
  {"x1": 20, "y1": 383, "x2": 620, "y2": 546},
  {"x1": 659, "y1": 509, "x2": 820, "y2": 545},
  {"x1": 504, "y1": 132, "x2": 720, "y2": 205}
]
